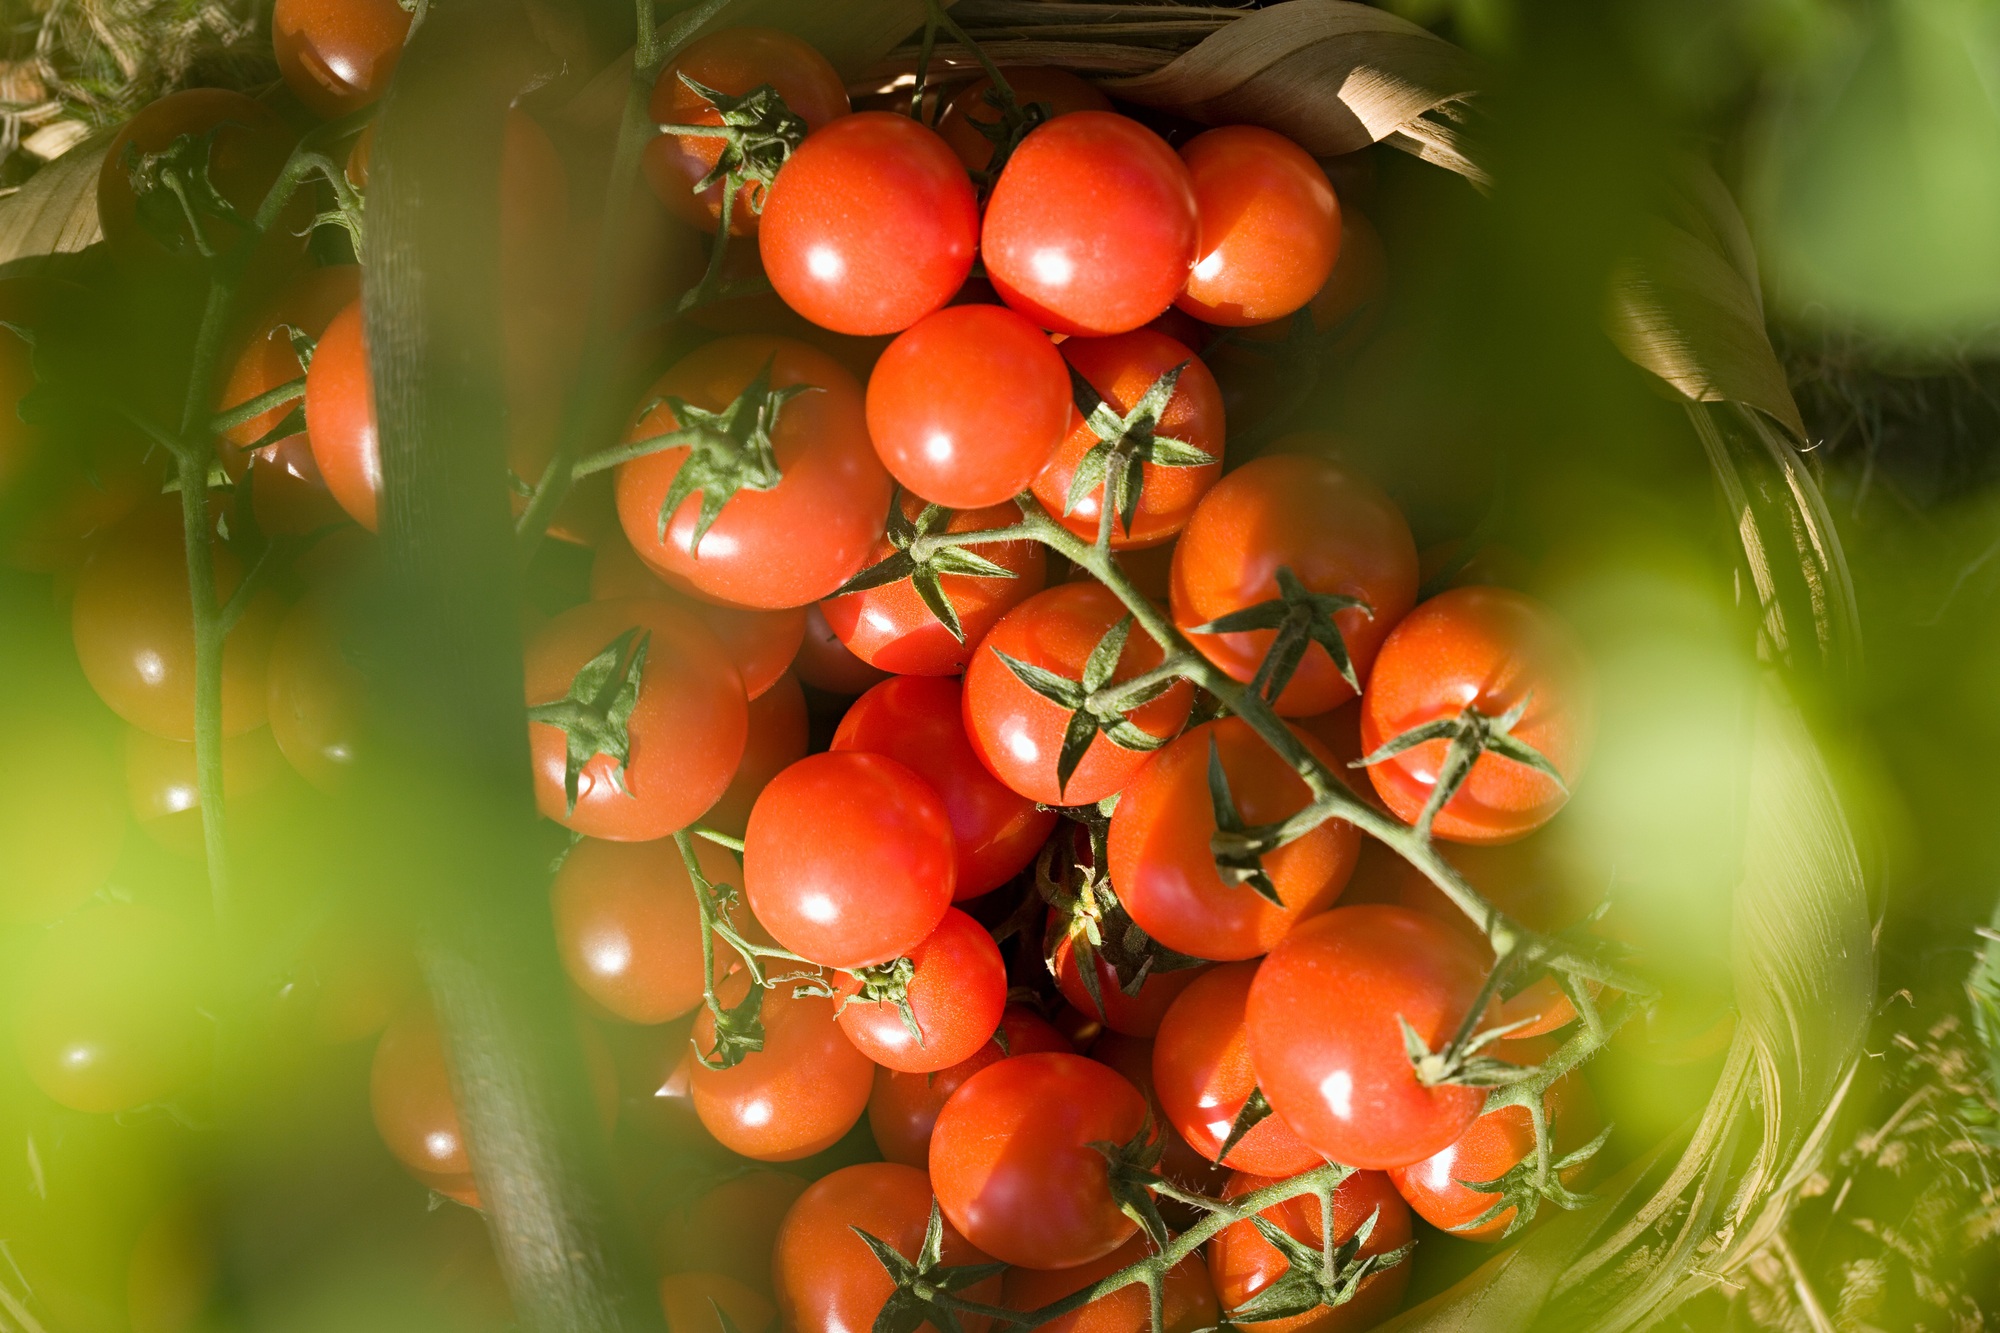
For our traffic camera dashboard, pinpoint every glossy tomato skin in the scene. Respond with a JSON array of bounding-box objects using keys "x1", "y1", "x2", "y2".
[
  {"x1": 0, "y1": 711, "x2": 126, "y2": 924},
  {"x1": 1387, "y1": 1071, "x2": 1599, "y2": 1241},
  {"x1": 834, "y1": 908, "x2": 1006, "y2": 1073},
  {"x1": 302, "y1": 299, "x2": 380, "y2": 530},
  {"x1": 550, "y1": 835, "x2": 745, "y2": 1024},
  {"x1": 1208, "y1": 1168, "x2": 1412, "y2": 1333},
  {"x1": 1051, "y1": 933, "x2": 1208, "y2": 1040},
  {"x1": 868, "y1": 1005, "x2": 1071, "y2": 1168},
  {"x1": 524, "y1": 597, "x2": 748, "y2": 841},
  {"x1": 1172, "y1": 455, "x2": 1417, "y2": 717},
  {"x1": 936, "y1": 67, "x2": 1112, "y2": 173},
  {"x1": 831, "y1": 676, "x2": 1055, "y2": 898},
  {"x1": 660, "y1": 1272, "x2": 776, "y2": 1333},
  {"x1": 616, "y1": 335, "x2": 890, "y2": 608},
  {"x1": 699, "y1": 669, "x2": 809, "y2": 837},
  {"x1": 930, "y1": 1052, "x2": 1150, "y2": 1269},
  {"x1": 1032, "y1": 330, "x2": 1224, "y2": 549},
  {"x1": 760, "y1": 113, "x2": 979, "y2": 336},
  {"x1": 589, "y1": 537, "x2": 806, "y2": 700},
  {"x1": 371, "y1": 1003, "x2": 474, "y2": 1183},
  {"x1": 866, "y1": 305, "x2": 1072, "y2": 508},
  {"x1": 265, "y1": 587, "x2": 369, "y2": 792},
  {"x1": 794, "y1": 601, "x2": 892, "y2": 694},
  {"x1": 1360, "y1": 586, "x2": 1595, "y2": 844},
  {"x1": 774, "y1": 1163, "x2": 1002, "y2": 1333},
  {"x1": 1246, "y1": 905, "x2": 1495, "y2": 1170},
  {"x1": 124, "y1": 723, "x2": 289, "y2": 856},
  {"x1": 1152, "y1": 963, "x2": 1323, "y2": 1177},
  {"x1": 1226, "y1": 208, "x2": 1388, "y2": 360},
  {"x1": 1174, "y1": 126, "x2": 1340, "y2": 327},
  {"x1": 742, "y1": 751, "x2": 954, "y2": 968},
  {"x1": 272, "y1": 0, "x2": 412, "y2": 119},
  {"x1": 962, "y1": 582, "x2": 1194, "y2": 806},
  {"x1": 1005, "y1": 1235, "x2": 1217, "y2": 1333},
  {"x1": 689, "y1": 971, "x2": 875, "y2": 1160},
  {"x1": 983, "y1": 112, "x2": 1198, "y2": 337},
  {"x1": 820, "y1": 496, "x2": 1048, "y2": 677},
  {"x1": 1109, "y1": 717, "x2": 1359, "y2": 960}
]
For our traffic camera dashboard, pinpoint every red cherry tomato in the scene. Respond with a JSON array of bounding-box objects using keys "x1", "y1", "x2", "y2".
[
  {"x1": 1207, "y1": 1168, "x2": 1412, "y2": 1333},
  {"x1": 1031, "y1": 330, "x2": 1223, "y2": 550},
  {"x1": 272, "y1": 0, "x2": 412, "y2": 119},
  {"x1": 1226, "y1": 208, "x2": 1388, "y2": 359},
  {"x1": 760, "y1": 113, "x2": 979, "y2": 336},
  {"x1": 773, "y1": 1163, "x2": 1002, "y2": 1333},
  {"x1": 265, "y1": 587, "x2": 369, "y2": 792},
  {"x1": 1387, "y1": 1070, "x2": 1600, "y2": 1241},
  {"x1": 833, "y1": 908, "x2": 1006, "y2": 1074},
  {"x1": 819, "y1": 495, "x2": 1048, "y2": 677},
  {"x1": 615, "y1": 335, "x2": 890, "y2": 608},
  {"x1": 644, "y1": 27, "x2": 851, "y2": 235},
  {"x1": 700, "y1": 669, "x2": 809, "y2": 837},
  {"x1": 124, "y1": 723, "x2": 289, "y2": 856},
  {"x1": 689, "y1": 970, "x2": 875, "y2": 1161},
  {"x1": 523, "y1": 597, "x2": 748, "y2": 842},
  {"x1": 1245, "y1": 905, "x2": 1496, "y2": 1169},
  {"x1": 982, "y1": 112, "x2": 1197, "y2": 337},
  {"x1": 1151, "y1": 963, "x2": 1323, "y2": 1177},
  {"x1": 1086, "y1": 1030, "x2": 1230, "y2": 1202},
  {"x1": 867, "y1": 1005, "x2": 1071, "y2": 1168},
  {"x1": 589, "y1": 536, "x2": 806, "y2": 700},
  {"x1": 742, "y1": 751, "x2": 954, "y2": 968},
  {"x1": 1174, "y1": 126, "x2": 1340, "y2": 327},
  {"x1": 655, "y1": 1170, "x2": 808, "y2": 1293},
  {"x1": 1108, "y1": 717, "x2": 1359, "y2": 961},
  {"x1": 1172, "y1": 455, "x2": 1417, "y2": 716},
  {"x1": 793, "y1": 601, "x2": 892, "y2": 694},
  {"x1": 301, "y1": 299, "x2": 380, "y2": 530},
  {"x1": 1360, "y1": 586, "x2": 1595, "y2": 844},
  {"x1": 660, "y1": 1273, "x2": 776, "y2": 1333},
  {"x1": 831, "y1": 675, "x2": 1056, "y2": 899},
  {"x1": 1003, "y1": 1234, "x2": 1218, "y2": 1333},
  {"x1": 936, "y1": 67, "x2": 1112, "y2": 173},
  {"x1": 962, "y1": 582, "x2": 1193, "y2": 806},
  {"x1": 866, "y1": 305, "x2": 1071, "y2": 508},
  {"x1": 929, "y1": 1051, "x2": 1150, "y2": 1269},
  {"x1": 1050, "y1": 931, "x2": 1207, "y2": 1040},
  {"x1": 0, "y1": 710, "x2": 126, "y2": 925}
]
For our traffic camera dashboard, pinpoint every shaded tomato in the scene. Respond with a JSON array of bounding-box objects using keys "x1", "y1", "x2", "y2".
[
  {"x1": 1174, "y1": 126, "x2": 1340, "y2": 327},
  {"x1": 868, "y1": 1005, "x2": 1071, "y2": 1169},
  {"x1": 1051, "y1": 932, "x2": 1207, "y2": 1040},
  {"x1": 272, "y1": 0, "x2": 412, "y2": 119},
  {"x1": 1208, "y1": 1168, "x2": 1412, "y2": 1333},
  {"x1": 1152, "y1": 963, "x2": 1322, "y2": 1177},
  {"x1": 1086, "y1": 1030, "x2": 1229, "y2": 1204},
  {"x1": 655, "y1": 1170, "x2": 808, "y2": 1294},
  {"x1": 589, "y1": 536, "x2": 806, "y2": 700},
  {"x1": 1002, "y1": 1234, "x2": 1217, "y2": 1333},
  {"x1": 124, "y1": 723, "x2": 290, "y2": 856},
  {"x1": 689, "y1": 970, "x2": 875, "y2": 1161},
  {"x1": 1360, "y1": 586, "x2": 1595, "y2": 845},
  {"x1": 0, "y1": 710, "x2": 126, "y2": 925},
  {"x1": 936, "y1": 67, "x2": 1112, "y2": 174},
  {"x1": 601, "y1": 1015, "x2": 705, "y2": 1149},
  {"x1": 265, "y1": 586, "x2": 369, "y2": 792},
  {"x1": 300, "y1": 298, "x2": 379, "y2": 530},
  {"x1": 1172, "y1": 455, "x2": 1417, "y2": 716},
  {"x1": 699, "y1": 669, "x2": 809, "y2": 837},
  {"x1": 1225, "y1": 208, "x2": 1388, "y2": 360},
  {"x1": 284, "y1": 909, "x2": 420, "y2": 1045},
  {"x1": 793, "y1": 601, "x2": 892, "y2": 694},
  {"x1": 834, "y1": 908, "x2": 1006, "y2": 1073},
  {"x1": 1387, "y1": 1071, "x2": 1600, "y2": 1241},
  {"x1": 660, "y1": 1272, "x2": 776, "y2": 1333}
]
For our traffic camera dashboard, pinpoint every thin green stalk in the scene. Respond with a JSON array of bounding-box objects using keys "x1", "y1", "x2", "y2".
[{"x1": 209, "y1": 374, "x2": 306, "y2": 436}]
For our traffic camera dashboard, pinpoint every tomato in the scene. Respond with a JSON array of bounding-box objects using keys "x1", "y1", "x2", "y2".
[
  {"x1": 301, "y1": 299, "x2": 380, "y2": 530},
  {"x1": 982, "y1": 113, "x2": 1197, "y2": 337},
  {"x1": 773, "y1": 1163, "x2": 1002, "y2": 1333},
  {"x1": 272, "y1": 0, "x2": 412, "y2": 119},
  {"x1": 868, "y1": 1005, "x2": 1071, "y2": 1168},
  {"x1": 1207, "y1": 1168, "x2": 1411, "y2": 1333},
  {"x1": 1387, "y1": 1071, "x2": 1599, "y2": 1241},
  {"x1": 962, "y1": 582, "x2": 1193, "y2": 806},
  {"x1": 71, "y1": 500, "x2": 284, "y2": 740},
  {"x1": 688, "y1": 970, "x2": 875, "y2": 1160},
  {"x1": 1173, "y1": 126, "x2": 1340, "y2": 327},
  {"x1": 1171, "y1": 455, "x2": 1417, "y2": 717},
  {"x1": 524, "y1": 597, "x2": 748, "y2": 841},
  {"x1": 929, "y1": 1052, "x2": 1149, "y2": 1269},
  {"x1": 865, "y1": 304, "x2": 1071, "y2": 508},
  {"x1": 1225, "y1": 208, "x2": 1387, "y2": 359},
  {"x1": 1051, "y1": 932, "x2": 1206, "y2": 1040},
  {"x1": 13, "y1": 905, "x2": 208, "y2": 1113},
  {"x1": 935, "y1": 67, "x2": 1112, "y2": 173},
  {"x1": 589, "y1": 536, "x2": 806, "y2": 699},
  {"x1": 760, "y1": 113, "x2": 979, "y2": 336},
  {"x1": 1151, "y1": 963, "x2": 1323, "y2": 1176},
  {"x1": 831, "y1": 676, "x2": 1055, "y2": 898},
  {"x1": 124, "y1": 723, "x2": 289, "y2": 856},
  {"x1": 550, "y1": 834, "x2": 746, "y2": 1024},
  {"x1": 656, "y1": 1170, "x2": 808, "y2": 1293},
  {"x1": 1031, "y1": 330, "x2": 1223, "y2": 550},
  {"x1": 660, "y1": 1272, "x2": 776, "y2": 1333},
  {"x1": 1003, "y1": 1234, "x2": 1217, "y2": 1333},
  {"x1": 644, "y1": 27, "x2": 851, "y2": 235},
  {"x1": 0, "y1": 711, "x2": 126, "y2": 925},
  {"x1": 820, "y1": 495, "x2": 1048, "y2": 677},
  {"x1": 700, "y1": 669, "x2": 809, "y2": 836},
  {"x1": 794, "y1": 601, "x2": 892, "y2": 694},
  {"x1": 1109, "y1": 717, "x2": 1359, "y2": 960},
  {"x1": 615, "y1": 335, "x2": 891, "y2": 608},
  {"x1": 833, "y1": 908, "x2": 1006, "y2": 1073},
  {"x1": 264, "y1": 587, "x2": 368, "y2": 792},
  {"x1": 1086, "y1": 1030, "x2": 1230, "y2": 1203},
  {"x1": 1360, "y1": 586, "x2": 1595, "y2": 844},
  {"x1": 1245, "y1": 905, "x2": 1496, "y2": 1169},
  {"x1": 742, "y1": 751, "x2": 954, "y2": 968}
]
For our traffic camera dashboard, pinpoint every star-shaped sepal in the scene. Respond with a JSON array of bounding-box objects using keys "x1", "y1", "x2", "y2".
[
  {"x1": 1186, "y1": 565, "x2": 1372, "y2": 705},
  {"x1": 1062, "y1": 361, "x2": 1218, "y2": 543},
  {"x1": 853, "y1": 1200, "x2": 1010, "y2": 1333},
  {"x1": 1086, "y1": 1116, "x2": 1173, "y2": 1251},
  {"x1": 524, "y1": 626, "x2": 651, "y2": 816},
  {"x1": 658, "y1": 76, "x2": 811, "y2": 215},
  {"x1": 989, "y1": 614, "x2": 1178, "y2": 799},
  {"x1": 693, "y1": 980, "x2": 766, "y2": 1072},
  {"x1": 834, "y1": 954, "x2": 926, "y2": 1047},
  {"x1": 1227, "y1": 1205, "x2": 1414, "y2": 1323},
  {"x1": 644, "y1": 354, "x2": 815, "y2": 549},
  {"x1": 123, "y1": 124, "x2": 253, "y2": 260},
  {"x1": 1037, "y1": 831, "x2": 1206, "y2": 1024},
  {"x1": 829, "y1": 492, "x2": 1017, "y2": 643},
  {"x1": 1450, "y1": 1123, "x2": 1612, "y2": 1240},
  {"x1": 1397, "y1": 1012, "x2": 1539, "y2": 1091},
  {"x1": 1204, "y1": 734, "x2": 1283, "y2": 906},
  {"x1": 1352, "y1": 693, "x2": 1567, "y2": 839}
]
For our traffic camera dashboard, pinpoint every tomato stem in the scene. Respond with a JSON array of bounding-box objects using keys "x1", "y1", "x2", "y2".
[
  {"x1": 689, "y1": 822, "x2": 745, "y2": 853},
  {"x1": 207, "y1": 374, "x2": 306, "y2": 436}
]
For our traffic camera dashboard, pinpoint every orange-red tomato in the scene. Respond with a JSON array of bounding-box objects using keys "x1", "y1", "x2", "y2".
[
  {"x1": 793, "y1": 602, "x2": 891, "y2": 694},
  {"x1": 272, "y1": 0, "x2": 412, "y2": 119},
  {"x1": 688, "y1": 971, "x2": 875, "y2": 1161},
  {"x1": 1050, "y1": 932, "x2": 1208, "y2": 1041},
  {"x1": 1174, "y1": 126, "x2": 1340, "y2": 327},
  {"x1": 123, "y1": 723, "x2": 289, "y2": 856},
  {"x1": 831, "y1": 907, "x2": 1007, "y2": 1074},
  {"x1": 699, "y1": 669, "x2": 809, "y2": 837},
  {"x1": 301, "y1": 299, "x2": 380, "y2": 530},
  {"x1": 867, "y1": 1005, "x2": 1072, "y2": 1168},
  {"x1": 660, "y1": 1272, "x2": 777, "y2": 1333},
  {"x1": 1387, "y1": 1071, "x2": 1600, "y2": 1241},
  {"x1": 1207, "y1": 1169, "x2": 1412, "y2": 1333},
  {"x1": 264, "y1": 587, "x2": 369, "y2": 792},
  {"x1": 1229, "y1": 208, "x2": 1388, "y2": 358},
  {"x1": 935, "y1": 67, "x2": 1112, "y2": 173},
  {"x1": 1002, "y1": 1233, "x2": 1218, "y2": 1333},
  {"x1": 655, "y1": 1170, "x2": 808, "y2": 1293}
]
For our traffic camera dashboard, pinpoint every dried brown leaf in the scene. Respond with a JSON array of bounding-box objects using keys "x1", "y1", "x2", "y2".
[{"x1": 0, "y1": 130, "x2": 107, "y2": 267}]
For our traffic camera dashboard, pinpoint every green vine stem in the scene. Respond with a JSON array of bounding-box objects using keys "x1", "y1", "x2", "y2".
[{"x1": 208, "y1": 374, "x2": 306, "y2": 436}]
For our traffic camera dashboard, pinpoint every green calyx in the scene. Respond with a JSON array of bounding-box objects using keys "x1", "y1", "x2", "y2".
[
  {"x1": 1037, "y1": 829, "x2": 1205, "y2": 1024},
  {"x1": 1228, "y1": 1204, "x2": 1413, "y2": 1323},
  {"x1": 853, "y1": 1201, "x2": 1010, "y2": 1333},
  {"x1": 647, "y1": 354, "x2": 815, "y2": 549},
  {"x1": 1187, "y1": 565, "x2": 1372, "y2": 703},
  {"x1": 658, "y1": 76, "x2": 809, "y2": 213},
  {"x1": 830, "y1": 492, "x2": 1017, "y2": 643},
  {"x1": 1062, "y1": 360, "x2": 1217, "y2": 542},
  {"x1": 839, "y1": 954, "x2": 927, "y2": 1048},
  {"x1": 1086, "y1": 1115, "x2": 1173, "y2": 1251},
  {"x1": 123, "y1": 125, "x2": 250, "y2": 260},
  {"x1": 1451, "y1": 1122, "x2": 1612, "y2": 1240},
  {"x1": 990, "y1": 613, "x2": 1176, "y2": 799},
  {"x1": 694, "y1": 978, "x2": 766, "y2": 1072},
  {"x1": 1205, "y1": 733, "x2": 1284, "y2": 906},
  {"x1": 525, "y1": 627, "x2": 650, "y2": 816},
  {"x1": 1399, "y1": 1011, "x2": 1538, "y2": 1090},
  {"x1": 1351, "y1": 692, "x2": 1566, "y2": 839}
]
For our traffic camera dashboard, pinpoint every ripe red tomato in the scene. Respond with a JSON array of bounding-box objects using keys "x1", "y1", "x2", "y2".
[
  {"x1": 1086, "y1": 1030, "x2": 1229, "y2": 1202},
  {"x1": 1108, "y1": 717, "x2": 1359, "y2": 960},
  {"x1": 660, "y1": 1272, "x2": 776, "y2": 1333},
  {"x1": 523, "y1": 597, "x2": 748, "y2": 841},
  {"x1": 0, "y1": 710, "x2": 126, "y2": 924},
  {"x1": 982, "y1": 112, "x2": 1197, "y2": 337},
  {"x1": 265, "y1": 587, "x2": 368, "y2": 792},
  {"x1": 929, "y1": 1052, "x2": 1150, "y2": 1269},
  {"x1": 935, "y1": 67, "x2": 1112, "y2": 173},
  {"x1": 1171, "y1": 455, "x2": 1417, "y2": 717},
  {"x1": 1207, "y1": 1168, "x2": 1412, "y2": 1333},
  {"x1": 644, "y1": 27, "x2": 851, "y2": 235},
  {"x1": 760, "y1": 113, "x2": 979, "y2": 336},
  {"x1": 1360, "y1": 586, "x2": 1595, "y2": 844},
  {"x1": 831, "y1": 676, "x2": 1055, "y2": 898},
  {"x1": 550, "y1": 834, "x2": 746, "y2": 1025},
  {"x1": 1174, "y1": 126, "x2": 1340, "y2": 327},
  {"x1": 962, "y1": 582, "x2": 1194, "y2": 806},
  {"x1": 833, "y1": 908, "x2": 1006, "y2": 1073},
  {"x1": 699, "y1": 669, "x2": 809, "y2": 836},
  {"x1": 71, "y1": 500, "x2": 284, "y2": 740},
  {"x1": 615, "y1": 335, "x2": 891, "y2": 608},
  {"x1": 867, "y1": 1005, "x2": 1071, "y2": 1168},
  {"x1": 12, "y1": 905, "x2": 208, "y2": 1113},
  {"x1": 1003, "y1": 1234, "x2": 1217, "y2": 1333},
  {"x1": 1151, "y1": 963, "x2": 1323, "y2": 1177},
  {"x1": 1031, "y1": 329, "x2": 1223, "y2": 550},
  {"x1": 589, "y1": 537, "x2": 806, "y2": 700},
  {"x1": 773, "y1": 1163, "x2": 1003, "y2": 1333},
  {"x1": 1050, "y1": 932, "x2": 1207, "y2": 1040},
  {"x1": 1387, "y1": 1071, "x2": 1600, "y2": 1241},
  {"x1": 272, "y1": 0, "x2": 412, "y2": 119},
  {"x1": 689, "y1": 970, "x2": 875, "y2": 1160},
  {"x1": 742, "y1": 751, "x2": 954, "y2": 968},
  {"x1": 1246, "y1": 905, "x2": 1496, "y2": 1169},
  {"x1": 1225, "y1": 208, "x2": 1388, "y2": 360},
  {"x1": 656, "y1": 1169, "x2": 808, "y2": 1293},
  {"x1": 866, "y1": 305, "x2": 1071, "y2": 508},
  {"x1": 301, "y1": 298, "x2": 380, "y2": 530},
  {"x1": 793, "y1": 601, "x2": 892, "y2": 694},
  {"x1": 124, "y1": 723, "x2": 289, "y2": 856}
]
